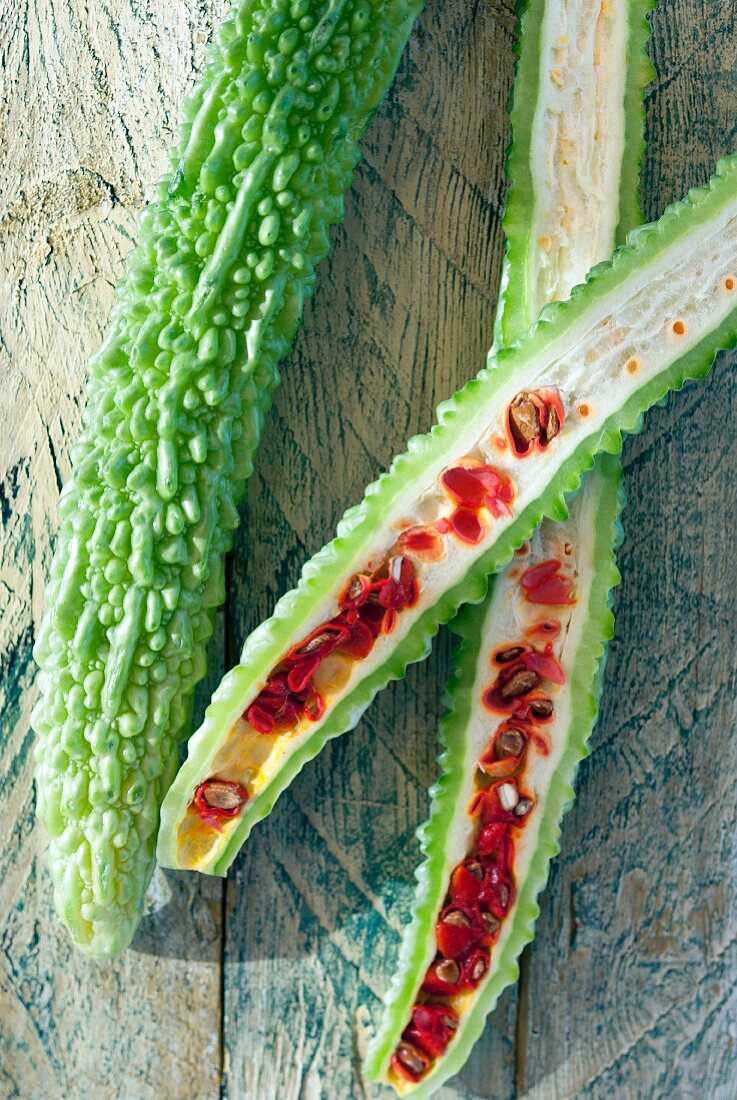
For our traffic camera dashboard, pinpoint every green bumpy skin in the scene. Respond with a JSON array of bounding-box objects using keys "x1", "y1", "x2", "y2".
[
  {"x1": 366, "y1": 0, "x2": 653, "y2": 1089},
  {"x1": 32, "y1": 0, "x2": 426, "y2": 956},
  {"x1": 159, "y1": 152, "x2": 737, "y2": 875}
]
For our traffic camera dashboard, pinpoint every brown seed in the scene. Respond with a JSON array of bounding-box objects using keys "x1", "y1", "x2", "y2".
[
  {"x1": 298, "y1": 630, "x2": 335, "y2": 655},
  {"x1": 443, "y1": 909, "x2": 471, "y2": 928},
  {"x1": 509, "y1": 393, "x2": 540, "y2": 447},
  {"x1": 466, "y1": 860, "x2": 484, "y2": 881},
  {"x1": 201, "y1": 782, "x2": 245, "y2": 811},
  {"x1": 478, "y1": 911, "x2": 500, "y2": 936},
  {"x1": 529, "y1": 697, "x2": 554, "y2": 718},
  {"x1": 498, "y1": 884, "x2": 510, "y2": 910},
  {"x1": 515, "y1": 797, "x2": 534, "y2": 817},
  {"x1": 435, "y1": 959, "x2": 460, "y2": 984},
  {"x1": 441, "y1": 1013, "x2": 459, "y2": 1032},
  {"x1": 396, "y1": 1042, "x2": 428, "y2": 1076},
  {"x1": 495, "y1": 729, "x2": 525, "y2": 759},
  {"x1": 496, "y1": 645, "x2": 525, "y2": 664},
  {"x1": 470, "y1": 956, "x2": 487, "y2": 981},
  {"x1": 500, "y1": 669, "x2": 540, "y2": 699},
  {"x1": 543, "y1": 404, "x2": 561, "y2": 443}
]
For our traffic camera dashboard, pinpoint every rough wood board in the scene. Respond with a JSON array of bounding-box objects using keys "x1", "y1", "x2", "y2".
[{"x1": 0, "y1": 2, "x2": 735, "y2": 1100}]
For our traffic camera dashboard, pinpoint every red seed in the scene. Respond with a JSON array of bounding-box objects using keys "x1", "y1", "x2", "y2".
[
  {"x1": 336, "y1": 617, "x2": 375, "y2": 659},
  {"x1": 441, "y1": 465, "x2": 502, "y2": 508},
  {"x1": 290, "y1": 622, "x2": 351, "y2": 660},
  {"x1": 378, "y1": 556, "x2": 417, "y2": 610},
  {"x1": 436, "y1": 909, "x2": 483, "y2": 959},
  {"x1": 460, "y1": 948, "x2": 490, "y2": 988},
  {"x1": 391, "y1": 1043, "x2": 430, "y2": 1081},
  {"x1": 303, "y1": 690, "x2": 325, "y2": 723},
  {"x1": 421, "y1": 957, "x2": 462, "y2": 995},
  {"x1": 449, "y1": 861, "x2": 486, "y2": 906},
  {"x1": 263, "y1": 672, "x2": 290, "y2": 696},
  {"x1": 193, "y1": 779, "x2": 249, "y2": 821},
  {"x1": 405, "y1": 1003, "x2": 459, "y2": 1059},
  {"x1": 450, "y1": 508, "x2": 485, "y2": 544},
  {"x1": 477, "y1": 822, "x2": 514, "y2": 870},
  {"x1": 357, "y1": 601, "x2": 386, "y2": 637},
  {"x1": 340, "y1": 574, "x2": 372, "y2": 609},
  {"x1": 524, "y1": 647, "x2": 565, "y2": 685},
  {"x1": 273, "y1": 698, "x2": 305, "y2": 732},
  {"x1": 382, "y1": 608, "x2": 398, "y2": 634},
  {"x1": 521, "y1": 559, "x2": 575, "y2": 605},
  {"x1": 247, "y1": 703, "x2": 276, "y2": 734},
  {"x1": 397, "y1": 524, "x2": 445, "y2": 561},
  {"x1": 286, "y1": 654, "x2": 322, "y2": 694}
]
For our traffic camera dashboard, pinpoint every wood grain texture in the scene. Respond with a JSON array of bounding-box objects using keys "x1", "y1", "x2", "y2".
[
  {"x1": 1, "y1": 0, "x2": 736, "y2": 1099},
  {"x1": 0, "y1": 2, "x2": 230, "y2": 1098}
]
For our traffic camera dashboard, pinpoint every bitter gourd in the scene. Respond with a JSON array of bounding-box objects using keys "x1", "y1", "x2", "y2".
[
  {"x1": 32, "y1": 0, "x2": 427, "y2": 956},
  {"x1": 365, "y1": 0, "x2": 651, "y2": 1086},
  {"x1": 158, "y1": 151, "x2": 737, "y2": 876}
]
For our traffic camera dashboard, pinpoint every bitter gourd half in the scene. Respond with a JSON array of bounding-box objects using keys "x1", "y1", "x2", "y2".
[{"x1": 158, "y1": 152, "x2": 737, "y2": 877}]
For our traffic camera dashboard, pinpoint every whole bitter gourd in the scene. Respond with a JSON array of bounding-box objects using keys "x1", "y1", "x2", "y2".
[
  {"x1": 158, "y1": 152, "x2": 737, "y2": 876},
  {"x1": 33, "y1": 0, "x2": 426, "y2": 956}
]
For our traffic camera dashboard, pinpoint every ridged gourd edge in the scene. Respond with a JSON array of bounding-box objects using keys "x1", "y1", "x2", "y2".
[
  {"x1": 363, "y1": 454, "x2": 625, "y2": 1093},
  {"x1": 157, "y1": 151, "x2": 737, "y2": 873}
]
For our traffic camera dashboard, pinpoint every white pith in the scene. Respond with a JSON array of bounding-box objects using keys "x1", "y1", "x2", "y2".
[
  {"x1": 173, "y1": 189, "x2": 737, "y2": 870},
  {"x1": 526, "y1": 0, "x2": 628, "y2": 324}
]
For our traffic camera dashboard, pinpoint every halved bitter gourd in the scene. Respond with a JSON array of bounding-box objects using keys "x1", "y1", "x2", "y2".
[
  {"x1": 32, "y1": 0, "x2": 428, "y2": 956},
  {"x1": 365, "y1": 457, "x2": 623, "y2": 1094},
  {"x1": 158, "y1": 152, "x2": 737, "y2": 875},
  {"x1": 365, "y1": 0, "x2": 652, "y2": 1089}
]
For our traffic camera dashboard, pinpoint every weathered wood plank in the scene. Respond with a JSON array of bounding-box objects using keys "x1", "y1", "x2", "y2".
[
  {"x1": 221, "y1": 0, "x2": 519, "y2": 1096},
  {"x1": 515, "y1": 2, "x2": 737, "y2": 1097},
  {"x1": 3, "y1": 0, "x2": 737, "y2": 1097},
  {"x1": 0, "y1": 2, "x2": 229, "y2": 1097}
]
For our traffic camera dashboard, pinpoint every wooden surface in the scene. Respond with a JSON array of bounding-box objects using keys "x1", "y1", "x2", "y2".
[{"x1": 1, "y1": 0, "x2": 736, "y2": 1097}]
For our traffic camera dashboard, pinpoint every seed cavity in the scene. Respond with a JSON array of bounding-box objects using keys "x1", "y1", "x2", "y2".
[
  {"x1": 508, "y1": 394, "x2": 540, "y2": 449},
  {"x1": 507, "y1": 389, "x2": 564, "y2": 456}
]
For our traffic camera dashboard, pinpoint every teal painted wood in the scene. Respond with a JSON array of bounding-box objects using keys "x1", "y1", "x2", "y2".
[
  {"x1": 1, "y1": 0, "x2": 736, "y2": 1098},
  {"x1": 0, "y1": 1, "x2": 228, "y2": 1096}
]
